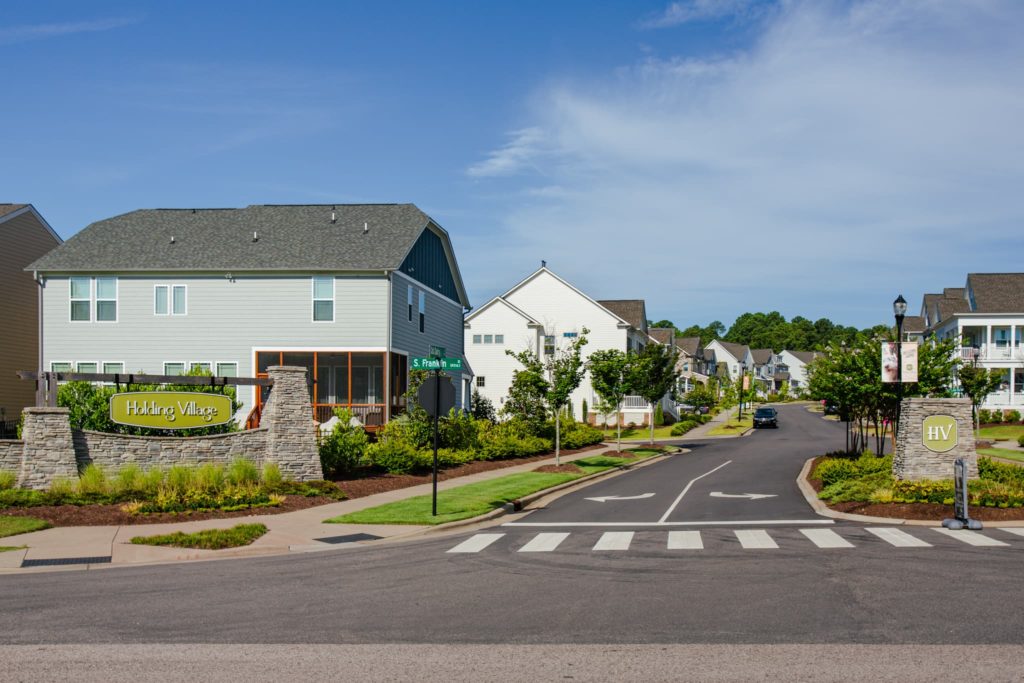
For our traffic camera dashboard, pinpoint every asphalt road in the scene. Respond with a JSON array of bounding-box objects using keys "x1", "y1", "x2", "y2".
[{"x1": 3, "y1": 404, "x2": 1024, "y2": 679}]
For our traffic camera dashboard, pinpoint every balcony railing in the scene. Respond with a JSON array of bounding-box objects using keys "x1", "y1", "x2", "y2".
[{"x1": 957, "y1": 346, "x2": 1024, "y2": 362}]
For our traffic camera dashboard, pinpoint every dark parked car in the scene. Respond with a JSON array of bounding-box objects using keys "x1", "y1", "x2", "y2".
[{"x1": 753, "y1": 407, "x2": 778, "y2": 428}]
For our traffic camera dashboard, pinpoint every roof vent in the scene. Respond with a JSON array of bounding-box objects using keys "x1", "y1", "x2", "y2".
[
  {"x1": 170, "y1": 235, "x2": 175, "y2": 244},
  {"x1": 363, "y1": 222, "x2": 369, "y2": 234},
  {"x1": 252, "y1": 231, "x2": 259, "y2": 242},
  {"x1": 331, "y1": 209, "x2": 336, "y2": 224}
]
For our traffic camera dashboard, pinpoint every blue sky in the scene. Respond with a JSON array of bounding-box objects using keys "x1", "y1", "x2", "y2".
[{"x1": 5, "y1": 1, "x2": 1024, "y2": 330}]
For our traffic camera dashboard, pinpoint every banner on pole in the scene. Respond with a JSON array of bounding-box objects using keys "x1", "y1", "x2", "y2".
[
  {"x1": 881, "y1": 342, "x2": 898, "y2": 383},
  {"x1": 901, "y1": 343, "x2": 919, "y2": 383}
]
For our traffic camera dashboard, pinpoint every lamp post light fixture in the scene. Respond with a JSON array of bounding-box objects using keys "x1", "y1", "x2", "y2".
[{"x1": 893, "y1": 294, "x2": 907, "y2": 434}]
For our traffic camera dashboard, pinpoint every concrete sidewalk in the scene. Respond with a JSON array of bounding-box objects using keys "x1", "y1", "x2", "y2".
[{"x1": 0, "y1": 444, "x2": 659, "y2": 574}]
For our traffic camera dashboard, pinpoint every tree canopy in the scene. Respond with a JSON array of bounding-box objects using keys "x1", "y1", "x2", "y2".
[{"x1": 653, "y1": 312, "x2": 888, "y2": 351}]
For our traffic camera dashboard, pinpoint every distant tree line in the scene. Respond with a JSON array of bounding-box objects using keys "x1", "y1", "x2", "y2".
[{"x1": 650, "y1": 312, "x2": 889, "y2": 352}]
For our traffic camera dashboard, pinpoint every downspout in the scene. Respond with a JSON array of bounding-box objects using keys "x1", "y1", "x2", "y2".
[
  {"x1": 385, "y1": 270, "x2": 392, "y2": 423},
  {"x1": 35, "y1": 271, "x2": 43, "y2": 406}
]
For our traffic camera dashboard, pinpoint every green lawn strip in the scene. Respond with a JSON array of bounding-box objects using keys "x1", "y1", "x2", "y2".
[
  {"x1": 978, "y1": 448, "x2": 1024, "y2": 464},
  {"x1": 707, "y1": 415, "x2": 754, "y2": 436},
  {"x1": 0, "y1": 516, "x2": 51, "y2": 539},
  {"x1": 0, "y1": 545, "x2": 27, "y2": 553},
  {"x1": 611, "y1": 425, "x2": 678, "y2": 441},
  {"x1": 978, "y1": 425, "x2": 1024, "y2": 440},
  {"x1": 130, "y1": 523, "x2": 268, "y2": 550}
]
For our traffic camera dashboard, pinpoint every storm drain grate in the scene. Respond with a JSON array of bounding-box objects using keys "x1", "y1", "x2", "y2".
[
  {"x1": 315, "y1": 533, "x2": 382, "y2": 545},
  {"x1": 21, "y1": 556, "x2": 112, "y2": 568}
]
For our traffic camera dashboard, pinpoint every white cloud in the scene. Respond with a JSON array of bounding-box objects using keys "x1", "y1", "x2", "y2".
[
  {"x1": 638, "y1": 0, "x2": 762, "y2": 29},
  {"x1": 0, "y1": 17, "x2": 138, "y2": 45},
  {"x1": 464, "y1": 0, "x2": 1024, "y2": 328},
  {"x1": 466, "y1": 127, "x2": 549, "y2": 178}
]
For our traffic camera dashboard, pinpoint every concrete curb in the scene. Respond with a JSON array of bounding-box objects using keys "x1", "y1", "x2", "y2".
[{"x1": 797, "y1": 457, "x2": 1024, "y2": 528}]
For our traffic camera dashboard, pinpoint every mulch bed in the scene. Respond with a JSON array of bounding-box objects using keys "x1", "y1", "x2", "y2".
[
  {"x1": 0, "y1": 495, "x2": 336, "y2": 527},
  {"x1": 807, "y1": 456, "x2": 1024, "y2": 521},
  {"x1": 533, "y1": 464, "x2": 584, "y2": 474}
]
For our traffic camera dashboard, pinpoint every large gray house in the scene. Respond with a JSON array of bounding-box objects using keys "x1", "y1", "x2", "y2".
[{"x1": 27, "y1": 204, "x2": 472, "y2": 429}]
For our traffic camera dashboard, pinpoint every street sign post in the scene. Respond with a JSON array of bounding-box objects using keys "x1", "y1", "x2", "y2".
[
  {"x1": 429, "y1": 345, "x2": 446, "y2": 358},
  {"x1": 415, "y1": 371, "x2": 457, "y2": 516},
  {"x1": 411, "y1": 357, "x2": 463, "y2": 371}
]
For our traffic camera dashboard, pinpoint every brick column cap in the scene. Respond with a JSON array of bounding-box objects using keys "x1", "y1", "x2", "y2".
[
  {"x1": 266, "y1": 366, "x2": 309, "y2": 374},
  {"x1": 23, "y1": 407, "x2": 71, "y2": 415}
]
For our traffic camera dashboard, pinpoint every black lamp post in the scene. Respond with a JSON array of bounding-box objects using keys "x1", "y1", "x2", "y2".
[{"x1": 893, "y1": 294, "x2": 907, "y2": 434}]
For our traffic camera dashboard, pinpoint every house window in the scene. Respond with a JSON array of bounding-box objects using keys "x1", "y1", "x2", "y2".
[
  {"x1": 70, "y1": 277, "x2": 91, "y2": 321},
  {"x1": 418, "y1": 291, "x2": 425, "y2": 333},
  {"x1": 476, "y1": 376, "x2": 486, "y2": 387},
  {"x1": 95, "y1": 277, "x2": 117, "y2": 322},
  {"x1": 164, "y1": 362, "x2": 186, "y2": 376},
  {"x1": 472, "y1": 335, "x2": 482, "y2": 344},
  {"x1": 216, "y1": 362, "x2": 238, "y2": 377},
  {"x1": 51, "y1": 362, "x2": 72, "y2": 374},
  {"x1": 154, "y1": 286, "x2": 169, "y2": 315},
  {"x1": 313, "y1": 276, "x2": 334, "y2": 322},
  {"x1": 484, "y1": 334, "x2": 493, "y2": 344},
  {"x1": 76, "y1": 362, "x2": 98, "y2": 374},
  {"x1": 495, "y1": 334, "x2": 504, "y2": 344},
  {"x1": 408, "y1": 285, "x2": 414, "y2": 322},
  {"x1": 172, "y1": 285, "x2": 187, "y2": 315},
  {"x1": 103, "y1": 362, "x2": 123, "y2": 375},
  {"x1": 190, "y1": 362, "x2": 212, "y2": 374},
  {"x1": 544, "y1": 336, "x2": 555, "y2": 356},
  {"x1": 563, "y1": 332, "x2": 578, "y2": 338}
]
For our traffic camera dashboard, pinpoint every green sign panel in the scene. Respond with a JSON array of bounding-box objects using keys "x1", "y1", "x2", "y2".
[
  {"x1": 922, "y1": 414, "x2": 958, "y2": 453},
  {"x1": 411, "y1": 357, "x2": 463, "y2": 371},
  {"x1": 110, "y1": 392, "x2": 234, "y2": 430},
  {"x1": 429, "y1": 345, "x2": 446, "y2": 358}
]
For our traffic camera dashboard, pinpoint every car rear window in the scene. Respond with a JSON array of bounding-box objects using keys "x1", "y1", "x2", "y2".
[{"x1": 755, "y1": 409, "x2": 775, "y2": 417}]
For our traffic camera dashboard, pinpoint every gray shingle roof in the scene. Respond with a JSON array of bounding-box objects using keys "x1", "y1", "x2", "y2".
[
  {"x1": 27, "y1": 204, "x2": 437, "y2": 273},
  {"x1": 674, "y1": 336, "x2": 701, "y2": 356},
  {"x1": 967, "y1": 273, "x2": 1024, "y2": 313},
  {"x1": 0, "y1": 203, "x2": 28, "y2": 219},
  {"x1": 902, "y1": 316, "x2": 925, "y2": 333},
  {"x1": 648, "y1": 328, "x2": 674, "y2": 345},
  {"x1": 597, "y1": 299, "x2": 647, "y2": 331},
  {"x1": 750, "y1": 349, "x2": 773, "y2": 365},
  {"x1": 714, "y1": 341, "x2": 749, "y2": 362},
  {"x1": 787, "y1": 350, "x2": 819, "y2": 365}
]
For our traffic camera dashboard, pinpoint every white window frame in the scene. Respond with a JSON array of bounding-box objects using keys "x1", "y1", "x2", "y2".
[
  {"x1": 154, "y1": 285, "x2": 169, "y2": 316},
  {"x1": 69, "y1": 277, "x2": 92, "y2": 322},
  {"x1": 484, "y1": 334, "x2": 493, "y2": 344},
  {"x1": 171, "y1": 284, "x2": 187, "y2": 316},
  {"x1": 418, "y1": 291, "x2": 426, "y2": 333},
  {"x1": 190, "y1": 362, "x2": 212, "y2": 374},
  {"x1": 94, "y1": 277, "x2": 118, "y2": 323},
  {"x1": 215, "y1": 362, "x2": 238, "y2": 378},
  {"x1": 163, "y1": 361, "x2": 187, "y2": 376},
  {"x1": 102, "y1": 361, "x2": 124, "y2": 386},
  {"x1": 472, "y1": 334, "x2": 482, "y2": 344},
  {"x1": 312, "y1": 276, "x2": 335, "y2": 323},
  {"x1": 75, "y1": 361, "x2": 99, "y2": 374},
  {"x1": 495, "y1": 334, "x2": 504, "y2": 344},
  {"x1": 50, "y1": 361, "x2": 73, "y2": 373}
]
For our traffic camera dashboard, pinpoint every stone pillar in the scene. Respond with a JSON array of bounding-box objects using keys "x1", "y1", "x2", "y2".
[
  {"x1": 893, "y1": 398, "x2": 977, "y2": 481},
  {"x1": 263, "y1": 366, "x2": 323, "y2": 481},
  {"x1": 19, "y1": 407, "x2": 78, "y2": 490}
]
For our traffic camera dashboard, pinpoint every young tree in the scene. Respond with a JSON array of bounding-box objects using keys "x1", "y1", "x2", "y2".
[
  {"x1": 684, "y1": 381, "x2": 716, "y2": 412},
  {"x1": 470, "y1": 389, "x2": 496, "y2": 423},
  {"x1": 627, "y1": 343, "x2": 680, "y2": 445},
  {"x1": 958, "y1": 364, "x2": 1003, "y2": 435},
  {"x1": 502, "y1": 349, "x2": 549, "y2": 433},
  {"x1": 589, "y1": 348, "x2": 630, "y2": 452},
  {"x1": 545, "y1": 330, "x2": 589, "y2": 464}
]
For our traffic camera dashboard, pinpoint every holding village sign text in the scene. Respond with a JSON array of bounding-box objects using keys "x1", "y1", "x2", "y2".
[{"x1": 110, "y1": 392, "x2": 233, "y2": 429}]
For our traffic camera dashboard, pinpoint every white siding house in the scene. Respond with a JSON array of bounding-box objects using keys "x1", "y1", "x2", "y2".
[{"x1": 464, "y1": 266, "x2": 668, "y2": 426}]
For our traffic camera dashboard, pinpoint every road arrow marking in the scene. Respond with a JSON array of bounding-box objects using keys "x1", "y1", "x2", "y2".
[
  {"x1": 585, "y1": 493, "x2": 656, "y2": 503},
  {"x1": 709, "y1": 492, "x2": 777, "y2": 500}
]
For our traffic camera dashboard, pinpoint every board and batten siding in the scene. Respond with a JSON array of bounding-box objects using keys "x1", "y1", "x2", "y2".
[
  {"x1": 390, "y1": 271, "x2": 469, "y2": 407},
  {"x1": 42, "y1": 274, "x2": 389, "y2": 418},
  {"x1": 0, "y1": 210, "x2": 61, "y2": 419}
]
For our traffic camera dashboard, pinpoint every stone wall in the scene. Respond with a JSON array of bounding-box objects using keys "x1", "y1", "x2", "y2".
[
  {"x1": 11, "y1": 366, "x2": 322, "y2": 489},
  {"x1": 74, "y1": 428, "x2": 268, "y2": 471},
  {"x1": 0, "y1": 440, "x2": 23, "y2": 474},
  {"x1": 893, "y1": 398, "x2": 977, "y2": 481}
]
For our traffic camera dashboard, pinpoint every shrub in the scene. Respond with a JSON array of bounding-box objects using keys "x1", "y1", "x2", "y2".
[
  {"x1": 376, "y1": 414, "x2": 432, "y2": 450},
  {"x1": 194, "y1": 463, "x2": 226, "y2": 495},
  {"x1": 0, "y1": 471, "x2": 16, "y2": 490},
  {"x1": 319, "y1": 408, "x2": 370, "y2": 475},
  {"x1": 671, "y1": 420, "x2": 699, "y2": 436},
  {"x1": 166, "y1": 465, "x2": 192, "y2": 494},
  {"x1": 978, "y1": 409, "x2": 992, "y2": 424},
  {"x1": 77, "y1": 465, "x2": 109, "y2": 497},
  {"x1": 819, "y1": 471, "x2": 893, "y2": 503},
  {"x1": 227, "y1": 458, "x2": 260, "y2": 486},
  {"x1": 439, "y1": 409, "x2": 480, "y2": 450},
  {"x1": 892, "y1": 479, "x2": 955, "y2": 504},
  {"x1": 654, "y1": 403, "x2": 664, "y2": 427},
  {"x1": 813, "y1": 458, "x2": 858, "y2": 487},
  {"x1": 364, "y1": 439, "x2": 428, "y2": 474},
  {"x1": 1019, "y1": 435, "x2": 1024, "y2": 448},
  {"x1": 1003, "y1": 409, "x2": 1021, "y2": 423},
  {"x1": 113, "y1": 464, "x2": 144, "y2": 496},
  {"x1": 979, "y1": 457, "x2": 1024, "y2": 487},
  {"x1": 261, "y1": 462, "x2": 283, "y2": 489},
  {"x1": 558, "y1": 421, "x2": 603, "y2": 450}
]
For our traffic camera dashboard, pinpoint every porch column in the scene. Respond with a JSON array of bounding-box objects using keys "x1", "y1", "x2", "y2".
[
  {"x1": 987, "y1": 325, "x2": 993, "y2": 358},
  {"x1": 1011, "y1": 365, "x2": 1016, "y2": 406}
]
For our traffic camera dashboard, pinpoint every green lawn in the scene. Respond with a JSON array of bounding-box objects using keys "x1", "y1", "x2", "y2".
[
  {"x1": 0, "y1": 545, "x2": 27, "y2": 553},
  {"x1": 325, "y1": 452, "x2": 664, "y2": 526},
  {"x1": 707, "y1": 415, "x2": 754, "y2": 436},
  {"x1": 978, "y1": 425, "x2": 1024, "y2": 441},
  {"x1": 601, "y1": 424, "x2": 679, "y2": 441},
  {"x1": 131, "y1": 523, "x2": 268, "y2": 550},
  {"x1": 978, "y1": 448, "x2": 1024, "y2": 463},
  {"x1": 0, "y1": 516, "x2": 51, "y2": 539}
]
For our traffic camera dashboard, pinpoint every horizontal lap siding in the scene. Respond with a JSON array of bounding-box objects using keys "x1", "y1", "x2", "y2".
[
  {"x1": 42, "y1": 274, "x2": 388, "y2": 418},
  {"x1": 0, "y1": 212, "x2": 61, "y2": 417},
  {"x1": 464, "y1": 302, "x2": 539, "y2": 412}
]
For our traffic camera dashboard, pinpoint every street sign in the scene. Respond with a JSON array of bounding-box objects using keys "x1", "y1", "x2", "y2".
[
  {"x1": 417, "y1": 376, "x2": 456, "y2": 418},
  {"x1": 429, "y1": 345, "x2": 446, "y2": 358},
  {"x1": 411, "y1": 356, "x2": 463, "y2": 371}
]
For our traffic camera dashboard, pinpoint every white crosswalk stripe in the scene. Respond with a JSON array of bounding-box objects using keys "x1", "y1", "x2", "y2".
[
  {"x1": 518, "y1": 532, "x2": 570, "y2": 552},
  {"x1": 667, "y1": 531, "x2": 703, "y2": 550},
  {"x1": 932, "y1": 528, "x2": 1010, "y2": 547},
  {"x1": 446, "y1": 533, "x2": 505, "y2": 554},
  {"x1": 593, "y1": 531, "x2": 634, "y2": 551},
  {"x1": 998, "y1": 528, "x2": 1024, "y2": 538},
  {"x1": 800, "y1": 528, "x2": 855, "y2": 548},
  {"x1": 734, "y1": 529, "x2": 778, "y2": 549},
  {"x1": 866, "y1": 527, "x2": 932, "y2": 548}
]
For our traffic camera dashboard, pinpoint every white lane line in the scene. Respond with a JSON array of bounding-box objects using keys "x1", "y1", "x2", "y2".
[
  {"x1": 657, "y1": 460, "x2": 733, "y2": 523},
  {"x1": 932, "y1": 528, "x2": 1010, "y2": 547},
  {"x1": 997, "y1": 528, "x2": 1024, "y2": 538},
  {"x1": 446, "y1": 533, "x2": 504, "y2": 554},
  {"x1": 667, "y1": 531, "x2": 703, "y2": 550},
  {"x1": 503, "y1": 519, "x2": 834, "y2": 527},
  {"x1": 800, "y1": 528, "x2": 854, "y2": 549},
  {"x1": 866, "y1": 527, "x2": 932, "y2": 548},
  {"x1": 734, "y1": 529, "x2": 779, "y2": 549},
  {"x1": 518, "y1": 532, "x2": 570, "y2": 553},
  {"x1": 593, "y1": 531, "x2": 634, "y2": 551}
]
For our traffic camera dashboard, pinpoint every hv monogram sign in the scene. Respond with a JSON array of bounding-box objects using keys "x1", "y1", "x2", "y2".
[{"x1": 922, "y1": 414, "x2": 958, "y2": 453}]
